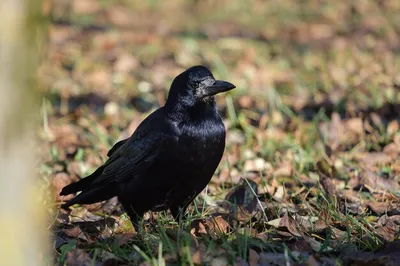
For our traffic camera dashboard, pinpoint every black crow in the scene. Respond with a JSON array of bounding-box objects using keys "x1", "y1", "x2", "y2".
[{"x1": 60, "y1": 65, "x2": 235, "y2": 229}]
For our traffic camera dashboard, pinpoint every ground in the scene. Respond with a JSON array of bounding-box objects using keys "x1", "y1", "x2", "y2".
[{"x1": 40, "y1": 0, "x2": 400, "y2": 265}]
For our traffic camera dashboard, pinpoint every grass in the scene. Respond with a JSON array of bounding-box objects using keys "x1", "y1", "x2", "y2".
[{"x1": 41, "y1": 0, "x2": 400, "y2": 265}]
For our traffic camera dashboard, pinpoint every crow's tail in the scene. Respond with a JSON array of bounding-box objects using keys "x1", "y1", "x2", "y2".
[
  {"x1": 60, "y1": 184, "x2": 117, "y2": 209},
  {"x1": 59, "y1": 165, "x2": 104, "y2": 196}
]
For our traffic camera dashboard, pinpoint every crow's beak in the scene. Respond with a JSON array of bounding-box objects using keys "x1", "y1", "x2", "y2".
[{"x1": 202, "y1": 80, "x2": 236, "y2": 97}]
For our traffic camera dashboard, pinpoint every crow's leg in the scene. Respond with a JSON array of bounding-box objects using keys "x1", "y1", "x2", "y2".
[
  {"x1": 170, "y1": 204, "x2": 188, "y2": 223},
  {"x1": 170, "y1": 192, "x2": 198, "y2": 225}
]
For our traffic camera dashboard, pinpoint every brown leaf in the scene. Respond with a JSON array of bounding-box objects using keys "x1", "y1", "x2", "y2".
[
  {"x1": 243, "y1": 158, "x2": 270, "y2": 173},
  {"x1": 331, "y1": 227, "x2": 347, "y2": 240},
  {"x1": 296, "y1": 215, "x2": 328, "y2": 233},
  {"x1": 318, "y1": 112, "x2": 344, "y2": 152},
  {"x1": 318, "y1": 114, "x2": 365, "y2": 152},
  {"x1": 345, "y1": 201, "x2": 364, "y2": 215},
  {"x1": 224, "y1": 179, "x2": 259, "y2": 222},
  {"x1": 205, "y1": 216, "x2": 230, "y2": 235},
  {"x1": 190, "y1": 219, "x2": 208, "y2": 237},
  {"x1": 356, "y1": 152, "x2": 393, "y2": 166},
  {"x1": 106, "y1": 6, "x2": 137, "y2": 27},
  {"x1": 273, "y1": 162, "x2": 293, "y2": 178},
  {"x1": 73, "y1": 0, "x2": 100, "y2": 14},
  {"x1": 287, "y1": 238, "x2": 313, "y2": 253},
  {"x1": 113, "y1": 54, "x2": 139, "y2": 73},
  {"x1": 50, "y1": 124, "x2": 88, "y2": 150},
  {"x1": 114, "y1": 233, "x2": 135, "y2": 246},
  {"x1": 65, "y1": 249, "x2": 92, "y2": 266},
  {"x1": 319, "y1": 173, "x2": 337, "y2": 197},
  {"x1": 384, "y1": 142, "x2": 400, "y2": 159},
  {"x1": 52, "y1": 172, "x2": 74, "y2": 202},
  {"x1": 248, "y1": 248, "x2": 260, "y2": 266},
  {"x1": 191, "y1": 249, "x2": 202, "y2": 265},
  {"x1": 62, "y1": 226, "x2": 83, "y2": 238},
  {"x1": 359, "y1": 170, "x2": 400, "y2": 193},
  {"x1": 86, "y1": 69, "x2": 111, "y2": 91},
  {"x1": 387, "y1": 121, "x2": 399, "y2": 136},
  {"x1": 367, "y1": 201, "x2": 398, "y2": 215},
  {"x1": 375, "y1": 220, "x2": 399, "y2": 242},
  {"x1": 279, "y1": 213, "x2": 302, "y2": 237}
]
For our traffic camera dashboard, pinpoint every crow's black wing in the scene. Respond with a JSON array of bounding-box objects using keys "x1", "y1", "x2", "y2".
[
  {"x1": 91, "y1": 112, "x2": 179, "y2": 185},
  {"x1": 107, "y1": 139, "x2": 128, "y2": 157}
]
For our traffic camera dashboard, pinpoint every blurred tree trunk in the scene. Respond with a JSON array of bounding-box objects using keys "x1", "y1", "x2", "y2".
[{"x1": 0, "y1": 1, "x2": 49, "y2": 265}]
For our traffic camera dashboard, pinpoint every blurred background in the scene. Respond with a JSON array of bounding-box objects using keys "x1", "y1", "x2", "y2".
[{"x1": 3, "y1": 0, "x2": 400, "y2": 265}]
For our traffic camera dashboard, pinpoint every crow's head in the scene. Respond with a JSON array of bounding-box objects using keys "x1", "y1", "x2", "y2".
[{"x1": 166, "y1": 65, "x2": 235, "y2": 106}]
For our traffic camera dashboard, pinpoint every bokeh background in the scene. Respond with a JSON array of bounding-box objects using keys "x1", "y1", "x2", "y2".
[{"x1": 37, "y1": 0, "x2": 400, "y2": 265}]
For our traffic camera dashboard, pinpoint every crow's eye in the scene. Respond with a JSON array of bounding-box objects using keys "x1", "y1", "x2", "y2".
[{"x1": 187, "y1": 79, "x2": 200, "y2": 90}]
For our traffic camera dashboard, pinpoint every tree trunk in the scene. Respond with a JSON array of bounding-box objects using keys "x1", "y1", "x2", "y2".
[{"x1": 0, "y1": 1, "x2": 49, "y2": 265}]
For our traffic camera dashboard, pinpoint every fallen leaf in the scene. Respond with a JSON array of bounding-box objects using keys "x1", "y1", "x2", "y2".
[
  {"x1": 62, "y1": 226, "x2": 83, "y2": 238},
  {"x1": 319, "y1": 173, "x2": 337, "y2": 197},
  {"x1": 73, "y1": 0, "x2": 100, "y2": 14},
  {"x1": 243, "y1": 158, "x2": 269, "y2": 173},
  {"x1": 287, "y1": 238, "x2": 313, "y2": 253},
  {"x1": 224, "y1": 178, "x2": 259, "y2": 222},
  {"x1": 367, "y1": 201, "x2": 398, "y2": 215},
  {"x1": 248, "y1": 248, "x2": 260, "y2": 266},
  {"x1": 52, "y1": 172, "x2": 74, "y2": 202},
  {"x1": 387, "y1": 121, "x2": 399, "y2": 136},
  {"x1": 356, "y1": 152, "x2": 393, "y2": 166},
  {"x1": 384, "y1": 142, "x2": 400, "y2": 158},
  {"x1": 279, "y1": 213, "x2": 302, "y2": 237},
  {"x1": 273, "y1": 162, "x2": 293, "y2": 178},
  {"x1": 191, "y1": 249, "x2": 202, "y2": 265},
  {"x1": 375, "y1": 220, "x2": 399, "y2": 242},
  {"x1": 359, "y1": 170, "x2": 400, "y2": 193},
  {"x1": 113, "y1": 54, "x2": 139, "y2": 73},
  {"x1": 65, "y1": 249, "x2": 92, "y2": 266},
  {"x1": 114, "y1": 233, "x2": 135, "y2": 246},
  {"x1": 205, "y1": 216, "x2": 231, "y2": 236}
]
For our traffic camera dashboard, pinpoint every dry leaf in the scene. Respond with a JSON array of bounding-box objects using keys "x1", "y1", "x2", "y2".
[
  {"x1": 53, "y1": 172, "x2": 74, "y2": 202},
  {"x1": 65, "y1": 249, "x2": 92, "y2": 266},
  {"x1": 367, "y1": 201, "x2": 397, "y2": 215},
  {"x1": 62, "y1": 226, "x2": 83, "y2": 238},
  {"x1": 205, "y1": 216, "x2": 230, "y2": 235},
  {"x1": 375, "y1": 220, "x2": 399, "y2": 242},
  {"x1": 359, "y1": 170, "x2": 400, "y2": 193},
  {"x1": 279, "y1": 213, "x2": 302, "y2": 237},
  {"x1": 248, "y1": 248, "x2": 260, "y2": 266},
  {"x1": 319, "y1": 173, "x2": 337, "y2": 197},
  {"x1": 224, "y1": 179, "x2": 259, "y2": 222}
]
